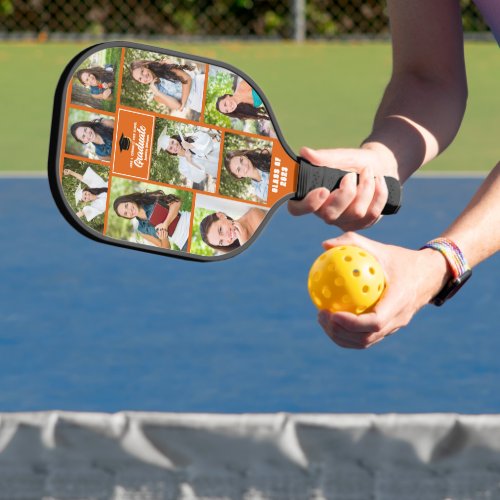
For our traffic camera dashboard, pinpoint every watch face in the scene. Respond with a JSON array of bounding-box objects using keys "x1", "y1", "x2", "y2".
[{"x1": 432, "y1": 269, "x2": 472, "y2": 306}]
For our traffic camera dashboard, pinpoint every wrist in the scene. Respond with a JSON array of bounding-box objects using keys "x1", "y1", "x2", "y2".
[
  {"x1": 361, "y1": 141, "x2": 399, "y2": 178},
  {"x1": 417, "y1": 248, "x2": 452, "y2": 303}
]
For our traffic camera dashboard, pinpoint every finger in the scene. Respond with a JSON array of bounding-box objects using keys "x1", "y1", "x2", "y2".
[
  {"x1": 345, "y1": 164, "x2": 376, "y2": 220},
  {"x1": 326, "y1": 314, "x2": 389, "y2": 349},
  {"x1": 315, "y1": 172, "x2": 357, "y2": 224},
  {"x1": 332, "y1": 295, "x2": 398, "y2": 340},
  {"x1": 329, "y1": 311, "x2": 385, "y2": 335},
  {"x1": 318, "y1": 167, "x2": 376, "y2": 230},
  {"x1": 318, "y1": 311, "x2": 368, "y2": 349},
  {"x1": 299, "y1": 146, "x2": 366, "y2": 170},
  {"x1": 318, "y1": 313, "x2": 363, "y2": 349},
  {"x1": 322, "y1": 230, "x2": 367, "y2": 250},
  {"x1": 364, "y1": 174, "x2": 389, "y2": 223},
  {"x1": 288, "y1": 188, "x2": 330, "y2": 216}
]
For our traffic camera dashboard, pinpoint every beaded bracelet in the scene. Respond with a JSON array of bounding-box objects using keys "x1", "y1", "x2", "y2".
[{"x1": 421, "y1": 238, "x2": 472, "y2": 306}]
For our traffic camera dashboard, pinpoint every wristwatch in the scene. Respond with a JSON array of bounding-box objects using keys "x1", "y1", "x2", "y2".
[{"x1": 421, "y1": 238, "x2": 472, "y2": 306}]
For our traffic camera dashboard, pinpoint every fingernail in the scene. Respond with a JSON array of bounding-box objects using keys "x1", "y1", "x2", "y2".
[{"x1": 319, "y1": 188, "x2": 329, "y2": 201}]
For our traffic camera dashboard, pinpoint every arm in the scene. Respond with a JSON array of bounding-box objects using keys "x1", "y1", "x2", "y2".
[
  {"x1": 365, "y1": 0, "x2": 467, "y2": 181},
  {"x1": 158, "y1": 200, "x2": 181, "y2": 229},
  {"x1": 140, "y1": 231, "x2": 171, "y2": 249},
  {"x1": 63, "y1": 169, "x2": 83, "y2": 181},
  {"x1": 288, "y1": 0, "x2": 467, "y2": 230},
  {"x1": 318, "y1": 162, "x2": 500, "y2": 349},
  {"x1": 92, "y1": 89, "x2": 112, "y2": 100},
  {"x1": 152, "y1": 86, "x2": 182, "y2": 110},
  {"x1": 236, "y1": 79, "x2": 252, "y2": 97},
  {"x1": 100, "y1": 119, "x2": 115, "y2": 128},
  {"x1": 183, "y1": 151, "x2": 205, "y2": 171},
  {"x1": 172, "y1": 69, "x2": 192, "y2": 110}
]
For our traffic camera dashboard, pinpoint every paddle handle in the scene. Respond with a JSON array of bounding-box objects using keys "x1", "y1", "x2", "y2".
[{"x1": 293, "y1": 157, "x2": 402, "y2": 215}]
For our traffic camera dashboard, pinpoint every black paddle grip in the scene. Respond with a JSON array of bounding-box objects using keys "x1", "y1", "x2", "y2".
[{"x1": 293, "y1": 157, "x2": 402, "y2": 215}]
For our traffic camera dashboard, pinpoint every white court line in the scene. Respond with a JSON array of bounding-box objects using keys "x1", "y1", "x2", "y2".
[
  {"x1": 414, "y1": 170, "x2": 487, "y2": 178},
  {"x1": 0, "y1": 171, "x2": 47, "y2": 178}
]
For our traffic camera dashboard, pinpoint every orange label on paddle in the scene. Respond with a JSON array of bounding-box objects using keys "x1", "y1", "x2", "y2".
[
  {"x1": 266, "y1": 140, "x2": 298, "y2": 207},
  {"x1": 112, "y1": 108, "x2": 155, "y2": 180}
]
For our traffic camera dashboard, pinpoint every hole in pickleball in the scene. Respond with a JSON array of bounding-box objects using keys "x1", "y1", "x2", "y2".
[
  {"x1": 334, "y1": 277, "x2": 344, "y2": 286},
  {"x1": 342, "y1": 295, "x2": 351, "y2": 304},
  {"x1": 327, "y1": 264, "x2": 335, "y2": 272},
  {"x1": 352, "y1": 269, "x2": 360, "y2": 277},
  {"x1": 322, "y1": 286, "x2": 332, "y2": 299},
  {"x1": 356, "y1": 306, "x2": 366, "y2": 314},
  {"x1": 313, "y1": 272, "x2": 321, "y2": 282},
  {"x1": 378, "y1": 284, "x2": 382, "y2": 291},
  {"x1": 362, "y1": 285, "x2": 369, "y2": 293},
  {"x1": 344, "y1": 256, "x2": 352, "y2": 262},
  {"x1": 369, "y1": 267, "x2": 376, "y2": 275},
  {"x1": 359, "y1": 252, "x2": 366, "y2": 257}
]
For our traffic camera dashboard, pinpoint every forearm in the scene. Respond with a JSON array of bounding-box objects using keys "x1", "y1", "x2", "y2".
[
  {"x1": 141, "y1": 232, "x2": 171, "y2": 249},
  {"x1": 154, "y1": 93, "x2": 181, "y2": 110},
  {"x1": 440, "y1": 163, "x2": 500, "y2": 268},
  {"x1": 363, "y1": 0, "x2": 467, "y2": 182},
  {"x1": 162, "y1": 201, "x2": 181, "y2": 228},
  {"x1": 67, "y1": 170, "x2": 83, "y2": 181},
  {"x1": 181, "y1": 78, "x2": 192, "y2": 107},
  {"x1": 363, "y1": 74, "x2": 467, "y2": 182}
]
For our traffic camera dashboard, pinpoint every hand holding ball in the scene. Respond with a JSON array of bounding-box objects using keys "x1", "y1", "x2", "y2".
[{"x1": 308, "y1": 245, "x2": 385, "y2": 314}]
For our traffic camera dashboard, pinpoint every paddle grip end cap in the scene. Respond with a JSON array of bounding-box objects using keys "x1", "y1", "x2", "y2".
[{"x1": 293, "y1": 157, "x2": 402, "y2": 215}]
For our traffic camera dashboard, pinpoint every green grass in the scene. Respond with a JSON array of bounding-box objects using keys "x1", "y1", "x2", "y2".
[{"x1": 1, "y1": 41, "x2": 497, "y2": 172}]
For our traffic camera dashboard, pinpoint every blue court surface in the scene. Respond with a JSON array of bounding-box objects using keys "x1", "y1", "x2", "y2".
[{"x1": 0, "y1": 176, "x2": 498, "y2": 413}]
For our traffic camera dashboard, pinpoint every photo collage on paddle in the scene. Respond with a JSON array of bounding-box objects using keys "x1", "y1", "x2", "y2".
[{"x1": 59, "y1": 46, "x2": 290, "y2": 257}]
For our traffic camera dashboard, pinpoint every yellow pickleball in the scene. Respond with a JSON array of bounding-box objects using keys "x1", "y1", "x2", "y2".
[{"x1": 308, "y1": 245, "x2": 385, "y2": 314}]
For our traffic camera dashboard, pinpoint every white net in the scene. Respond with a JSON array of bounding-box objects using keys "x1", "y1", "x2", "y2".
[{"x1": 1, "y1": 412, "x2": 500, "y2": 499}]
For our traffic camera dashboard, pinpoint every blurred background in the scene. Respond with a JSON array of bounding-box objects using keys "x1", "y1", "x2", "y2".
[{"x1": 0, "y1": 0, "x2": 491, "y2": 40}]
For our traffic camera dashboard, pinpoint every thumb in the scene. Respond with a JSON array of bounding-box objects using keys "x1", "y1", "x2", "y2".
[
  {"x1": 299, "y1": 147, "x2": 365, "y2": 170},
  {"x1": 322, "y1": 231, "x2": 372, "y2": 251}
]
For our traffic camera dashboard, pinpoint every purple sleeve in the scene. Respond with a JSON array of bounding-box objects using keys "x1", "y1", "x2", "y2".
[{"x1": 473, "y1": 0, "x2": 500, "y2": 44}]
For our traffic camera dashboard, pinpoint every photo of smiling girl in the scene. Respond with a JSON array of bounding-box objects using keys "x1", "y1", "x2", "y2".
[
  {"x1": 190, "y1": 195, "x2": 268, "y2": 257},
  {"x1": 107, "y1": 178, "x2": 193, "y2": 252},
  {"x1": 219, "y1": 133, "x2": 273, "y2": 203},
  {"x1": 204, "y1": 66, "x2": 275, "y2": 138},
  {"x1": 121, "y1": 49, "x2": 206, "y2": 121},
  {"x1": 60, "y1": 159, "x2": 109, "y2": 233},
  {"x1": 70, "y1": 47, "x2": 121, "y2": 112},
  {"x1": 151, "y1": 119, "x2": 221, "y2": 193},
  {"x1": 66, "y1": 109, "x2": 115, "y2": 162},
  {"x1": 75, "y1": 67, "x2": 114, "y2": 100}
]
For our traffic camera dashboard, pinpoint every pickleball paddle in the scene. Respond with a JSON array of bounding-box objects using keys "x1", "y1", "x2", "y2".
[{"x1": 49, "y1": 41, "x2": 401, "y2": 262}]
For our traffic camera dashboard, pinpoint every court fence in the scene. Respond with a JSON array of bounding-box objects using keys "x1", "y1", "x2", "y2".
[{"x1": 0, "y1": 0, "x2": 491, "y2": 41}]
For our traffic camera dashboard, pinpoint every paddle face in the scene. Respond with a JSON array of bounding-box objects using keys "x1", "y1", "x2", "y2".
[{"x1": 48, "y1": 41, "x2": 300, "y2": 262}]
